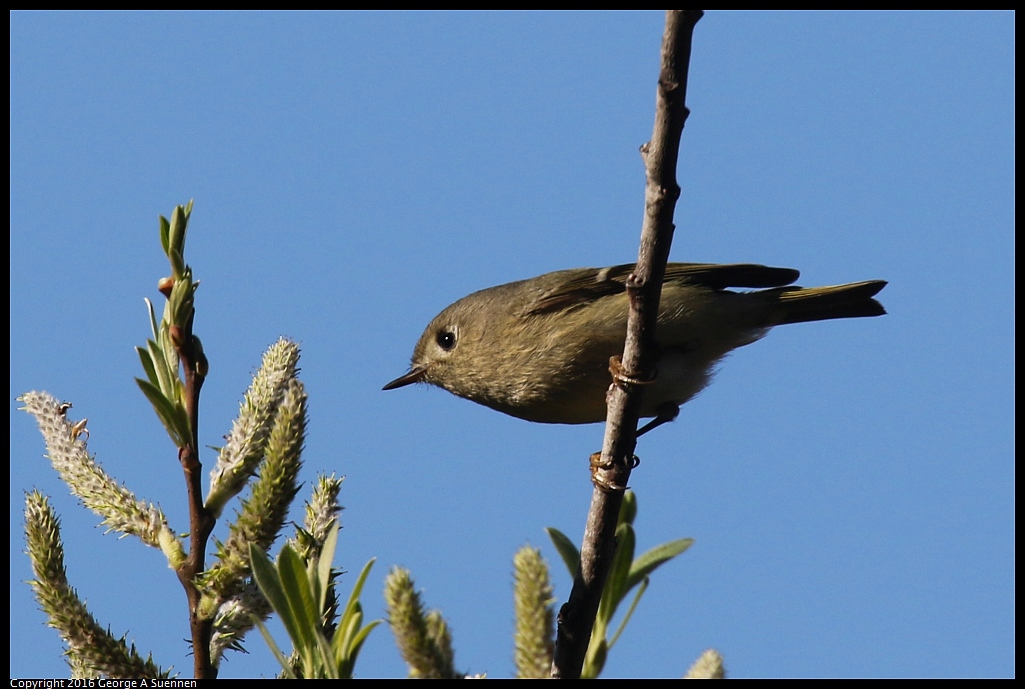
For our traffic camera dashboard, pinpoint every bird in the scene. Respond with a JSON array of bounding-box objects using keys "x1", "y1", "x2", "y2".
[{"x1": 384, "y1": 262, "x2": 886, "y2": 432}]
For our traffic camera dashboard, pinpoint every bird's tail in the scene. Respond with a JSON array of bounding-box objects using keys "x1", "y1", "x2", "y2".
[{"x1": 767, "y1": 280, "x2": 887, "y2": 325}]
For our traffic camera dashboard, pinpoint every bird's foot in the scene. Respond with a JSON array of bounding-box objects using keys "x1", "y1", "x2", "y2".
[
  {"x1": 636, "y1": 403, "x2": 680, "y2": 437},
  {"x1": 589, "y1": 451, "x2": 641, "y2": 492},
  {"x1": 609, "y1": 355, "x2": 655, "y2": 388}
]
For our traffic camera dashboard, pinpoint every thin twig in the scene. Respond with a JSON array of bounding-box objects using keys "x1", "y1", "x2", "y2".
[
  {"x1": 174, "y1": 314, "x2": 216, "y2": 677},
  {"x1": 551, "y1": 10, "x2": 702, "y2": 679}
]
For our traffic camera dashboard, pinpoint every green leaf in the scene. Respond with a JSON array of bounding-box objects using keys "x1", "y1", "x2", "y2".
[
  {"x1": 277, "y1": 546, "x2": 321, "y2": 655},
  {"x1": 250, "y1": 614, "x2": 297, "y2": 679},
  {"x1": 251, "y1": 522, "x2": 379, "y2": 677},
  {"x1": 135, "y1": 378, "x2": 187, "y2": 446},
  {"x1": 136, "y1": 346, "x2": 158, "y2": 388},
  {"x1": 608, "y1": 577, "x2": 649, "y2": 649},
  {"x1": 168, "y1": 205, "x2": 187, "y2": 257},
  {"x1": 339, "y1": 618, "x2": 382, "y2": 678},
  {"x1": 598, "y1": 522, "x2": 636, "y2": 625},
  {"x1": 581, "y1": 637, "x2": 608, "y2": 680},
  {"x1": 619, "y1": 490, "x2": 637, "y2": 526},
  {"x1": 153, "y1": 329, "x2": 182, "y2": 396},
  {"x1": 250, "y1": 544, "x2": 303, "y2": 651},
  {"x1": 168, "y1": 248, "x2": 186, "y2": 282},
  {"x1": 168, "y1": 270, "x2": 193, "y2": 326},
  {"x1": 144, "y1": 297, "x2": 160, "y2": 340},
  {"x1": 625, "y1": 537, "x2": 694, "y2": 592},
  {"x1": 333, "y1": 607, "x2": 362, "y2": 663},
  {"x1": 348, "y1": 619, "x2": 381, "y2": 656},
  {"x1": 252, "y1": 543, "x2": 332, "y2": 677},
  {"x1": 335, "y1": 558, "x2": 376, "y2": 656},
  {"x1": 545, "y1": 527, "x2": 580, "y2": 576},
  {"x1": 147, "y1": 338, "x2": 176, "y2": 399},
  {"x1": 315, "y1": 629, "x2": 339, "y2": 679},
  {"x1": 316, "y1": 520, "x2": 339, "y2": 612},
  {"x1": 342, "y1": 558, "x2": 375, "y2": 620},
  {"x1": 159, "y1": 215, "x2": 171, "y2": 256}
]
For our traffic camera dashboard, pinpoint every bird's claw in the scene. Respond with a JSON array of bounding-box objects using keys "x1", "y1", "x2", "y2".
[
  {"x1": 609, "y1": 355, "x2": 655, "y2": 388},
  {"x1": 589, "y1": 451, "x2": 639, "y2": 492}
]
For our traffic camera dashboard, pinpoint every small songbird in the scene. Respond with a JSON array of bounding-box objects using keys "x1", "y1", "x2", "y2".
[{"x1": 383, "y1": 263, "x2": 886, "y2": 431}]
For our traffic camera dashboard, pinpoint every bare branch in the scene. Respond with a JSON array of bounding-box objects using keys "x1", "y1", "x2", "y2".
[{"x1": 552, "y1": 10, "x2": 703, "y2": 679}]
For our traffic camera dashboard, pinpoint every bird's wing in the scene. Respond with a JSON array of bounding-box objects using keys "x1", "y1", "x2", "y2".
[
  {"x1": 524, "y1": 263, "x2": 801, "y2": 316},
  {"x1": 524, "y1": 265, "x2": 634, "y2": 315},
  {"x1": 662, "y1": 263, "x2": 801, "y2": 289}
]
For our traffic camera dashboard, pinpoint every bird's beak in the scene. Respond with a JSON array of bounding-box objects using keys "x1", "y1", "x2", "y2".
[{"x1": 382, "y1": 365, "x2": 428, "y2": 391}]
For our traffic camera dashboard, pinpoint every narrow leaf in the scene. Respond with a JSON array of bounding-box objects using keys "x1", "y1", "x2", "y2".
[
  {"x1": 159, "y1": 215, "x2": 170, "y2": 256},
  {"x1": 147, "y1": 339, "x2": 176, "y2": 399},
  {"x1": 545, "y1": 527, "x2": 580, "y2": 576},
  {"x1": 342, "y1": 558, "x2": 376, "y2": 619},
  {"x1": 144, "y1": 298, "x2": 159, "y2": 340},
  {"x1": 135, "y1": 378, "x2": 186, "y2": 446},
  {"x1": 608, "y1": 577, "x2": 649, "y2": 649},
  {"x1": 168, "y1": 206, "x2": 185, "y2": 256},
  {"x1": 250, "y1": 614, "x2": 297, "y2": 679},
  {"x1": 599, "y1": 522, "x2": 635, "y2": 624},
  {"x1": 250, "y1": 544, "x2": 305, "y2": 656},
  {"x1": 136, "y1": 346, "x2": 159, "y2": 388},
  {"x1": 316, "y1": 521, "x2": 339, "y2": 612},
  {"x1": 348, "y1": 619, "x2": 381, "y2": 656},
  {"x1": 619, "y1": 490, "x2": 637, "y2": 526},
  {"x1": 277, "y1": 546, "x2": 321, "y2": 652},
  {"x1": 333, "y1": 608, "x2": 362, "y2": 659},
  {"x1": 625, "y1": 537, "x2": 694, "y2": 591},
  {"x1": 168, "y1": 248, "x2": 186, "y2": 281}
]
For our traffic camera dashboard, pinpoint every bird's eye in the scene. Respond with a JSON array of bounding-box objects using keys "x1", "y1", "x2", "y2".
[{"x1": 436, "y1": 329, "x2": 456, "y2": 351}]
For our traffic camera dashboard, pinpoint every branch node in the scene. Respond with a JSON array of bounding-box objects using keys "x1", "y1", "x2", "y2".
[
  {"x1": 589, "y1": 452, "x2": 634, "y2": 493},
  {"x1": 609, "y1": 355, "x2": 655, "y2": 390}
]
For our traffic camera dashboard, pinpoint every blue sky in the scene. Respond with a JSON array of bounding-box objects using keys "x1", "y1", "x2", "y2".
[{"x1": 10, "y1": 11, "x2": 1014, "y2": 679}]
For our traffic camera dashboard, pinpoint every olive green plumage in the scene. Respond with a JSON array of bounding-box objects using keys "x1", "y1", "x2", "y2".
[{"x1": 385, "y1": 263, "x2": 886, "y2": 425}]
